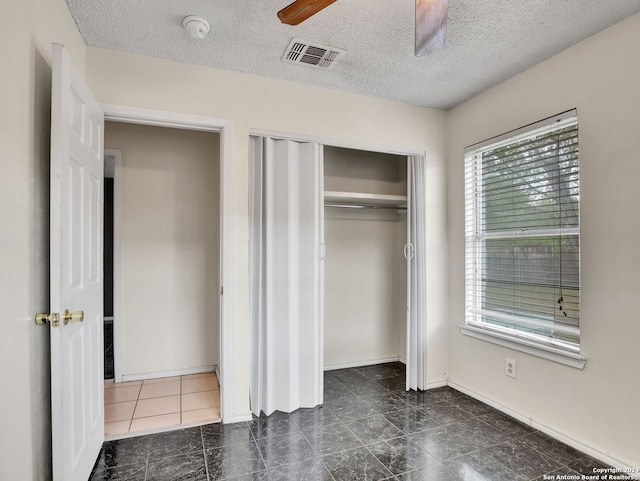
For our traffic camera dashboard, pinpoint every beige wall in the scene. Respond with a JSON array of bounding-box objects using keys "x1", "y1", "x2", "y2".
[
  {"x1": 446, "y1": 13, "x2": 640, "y2": 467},
  {"x1": 0, "y1": 0, "x2": 86, "y2": 478},
  {"x1": 324, "y1": 209, "x2": 405, "y2": 367},
  {"x1": 324, "y1": 147, "x2": 407, "y2": 195},
  {"x1": 86, "y1": 48, "x2": 449, "y2": 418},
  {"x1": 105, "y1": 122, "x2": 220, "y2": 378}
]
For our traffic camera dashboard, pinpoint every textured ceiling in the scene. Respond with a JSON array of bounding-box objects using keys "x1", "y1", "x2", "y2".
[{"x1": 66, "y1": 0, "x2": 640, "y2": 109}]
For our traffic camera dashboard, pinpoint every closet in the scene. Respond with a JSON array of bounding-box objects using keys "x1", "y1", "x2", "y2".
[
  {"x1": 323, "y1": 146, "x2": 408, "y2": 370},
  {"x1": 249, "y1": 136, "x2": 426, "y2": 417}
]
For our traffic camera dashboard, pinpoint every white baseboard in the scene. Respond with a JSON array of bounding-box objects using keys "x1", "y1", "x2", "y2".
[
  {"x1": 121, "y1": 365, "x2": 217, "y2": 382},
  {"x1": 447, "y1": 380, "x2": 638, "y2": 476},
  {"x1": 447, "y1": 381, "x2": 532, "y2": 425},
  {"x1": 223, "y1": 412, "x2": 253, "y2": 424},
  {"x1": 425, "y1": 379, "x2": 448, "y2": 389},
  {"x1": 324, "y1": 356, "x2": 400, "y2": 371}
]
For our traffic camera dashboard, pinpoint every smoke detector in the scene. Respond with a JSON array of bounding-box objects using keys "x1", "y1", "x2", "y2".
[
  {"x1": 282, "y1": 39, "x2": 345, "y2": 69},
  {"x1": 183, "y1": 15, "x2": 211, "y2": 39}
]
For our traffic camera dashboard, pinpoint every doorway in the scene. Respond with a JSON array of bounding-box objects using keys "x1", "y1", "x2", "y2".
[
  {"x1": 102, "y1": 121, "x2": 223, "y2": 437},
  {"x1": 104, "y1": 156, "x2": 115, "y2": 380},
  {"x1": 323, "y1": 145, "x2": 408, "y2": 372}
]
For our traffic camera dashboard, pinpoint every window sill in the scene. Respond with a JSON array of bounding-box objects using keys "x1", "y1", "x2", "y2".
[{"x1": 460, "y1": 324, "x2": 587, "y2": 369}]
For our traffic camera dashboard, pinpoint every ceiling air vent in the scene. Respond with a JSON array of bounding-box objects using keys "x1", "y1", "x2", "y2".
[{"x1": 282, "y1": 39, "x2": 345, "y2": 70}]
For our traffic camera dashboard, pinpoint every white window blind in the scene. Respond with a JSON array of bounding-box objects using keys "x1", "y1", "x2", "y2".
[{"x1": 465, "y1": 110, "x2": 581, "y2": 354}]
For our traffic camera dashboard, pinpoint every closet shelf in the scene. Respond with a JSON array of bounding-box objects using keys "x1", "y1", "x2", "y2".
[{"x1": 324, "y1": 191, "x2": 407, "y2": 208}]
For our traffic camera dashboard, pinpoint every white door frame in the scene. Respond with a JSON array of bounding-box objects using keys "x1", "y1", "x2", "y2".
[
  {"x1": 102, "y1": 104, "x2": 234, "y2": 422},
  {"x1": 249, "y1": 128, "x2": 425, "y2": 157}
]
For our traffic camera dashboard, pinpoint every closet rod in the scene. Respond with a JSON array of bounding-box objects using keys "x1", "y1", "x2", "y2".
[{"x1": 325, "y1": 203, "x2": 407, "y2": 211}]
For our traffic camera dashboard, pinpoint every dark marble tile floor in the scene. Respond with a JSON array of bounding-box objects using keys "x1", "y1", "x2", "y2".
[{"x1": 89, "y1": 362, "x2": 626, "y2": 481}]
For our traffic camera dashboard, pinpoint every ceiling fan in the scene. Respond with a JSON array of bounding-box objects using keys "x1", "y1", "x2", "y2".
[{"x1": 277, "y1": 0, "x2": 448, "y2": 56}]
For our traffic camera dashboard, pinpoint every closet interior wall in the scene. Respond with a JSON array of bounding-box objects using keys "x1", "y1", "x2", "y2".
[{"x1": 323, "y1": 146, "x2": 407, "y2": 369}]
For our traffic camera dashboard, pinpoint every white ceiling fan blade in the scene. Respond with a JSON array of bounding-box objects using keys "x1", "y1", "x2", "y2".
[{"x1": 415, "y1": 0, "x2": 448, "y2": 56}]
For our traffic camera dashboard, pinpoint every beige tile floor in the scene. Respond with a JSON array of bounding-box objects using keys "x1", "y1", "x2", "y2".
[{"x1": 104, "y1": 372, "x2": 220, "y2": 438}]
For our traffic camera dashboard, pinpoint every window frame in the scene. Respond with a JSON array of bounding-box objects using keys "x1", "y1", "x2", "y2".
[{"x1": 462, "y1": 110, "x2": 586, "y2": 369}]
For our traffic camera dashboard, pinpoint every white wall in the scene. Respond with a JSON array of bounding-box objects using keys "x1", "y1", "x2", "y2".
[
  {"x1": 86, "y1": 48, "x2": 449, "y2": 417},
  {"x1": 446, "y1": 13, "x2": 640, "y2": 467},
  {"x1": 105, "y1": 122, "x2": 220, "y2": 377},
  {"x1": 0, "y1": 0, "x2": 86, "y2": 478}
]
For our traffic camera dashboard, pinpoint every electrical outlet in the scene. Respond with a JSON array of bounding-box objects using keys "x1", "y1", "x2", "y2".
[{"x1": 505, "y1": 358, "x2": 517, "y2": 378}]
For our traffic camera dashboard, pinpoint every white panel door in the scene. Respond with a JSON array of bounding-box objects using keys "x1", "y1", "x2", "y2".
[{"x1": 50, "y1": 43, "x2": 104, "y2": 481}]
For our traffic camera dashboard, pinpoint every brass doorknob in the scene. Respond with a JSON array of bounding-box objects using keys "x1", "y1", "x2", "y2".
[
  {"x1": 63, "y1": 309, "x2": 84, "y2": 325},
  {"x1": 35, "y1": 312, "x2": 60, "y2": 327}
]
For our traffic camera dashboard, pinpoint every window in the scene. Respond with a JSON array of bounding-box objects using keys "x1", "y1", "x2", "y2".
[{"x1": 464, "y1": 110, "x2": 583, "y2": 364}]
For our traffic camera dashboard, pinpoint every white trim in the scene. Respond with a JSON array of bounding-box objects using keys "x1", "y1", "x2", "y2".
[
  {"x1": 121, "y1": 365, "x2": 217, "y2": 382},
  {"x1": 465, "y1": 109, "x2": 577, "y2": 153},
  {"x1": 224, "y1": 412, "x2": 254, "y2": 424},
  {"x1": 102, "y1": 104, "x2": 234, "y2": 423},
  {"x1": 324, "y1": 357, "x2": 401, "y2": 371},
  {"x1": 448, "y1": 381, "x2": 534, "y2": 425},
  {"x1": 249, "y1": 128, "x2": 426, "y2": 157},
  {"x1": 447, "y1": 380, "x2": 639, "y2": 476},
  {"x1": 318, "y1": 145, "x2": 325, "y2": 406},
  {"x1": 424, "y1": 380, "x2": 449, "y2": 390},
  {"x1": 460, "y1": 324, "x2": 586, "y2": 369},
  {"x1": 102, "y1": 104, "x2": 229, "y2": 132},
  {"x1": 218, "y1": 120, "x2": 235, "y2": 426},
  {"x1": 469, "y1": 309, "x2": 580, "y2": 337}
]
